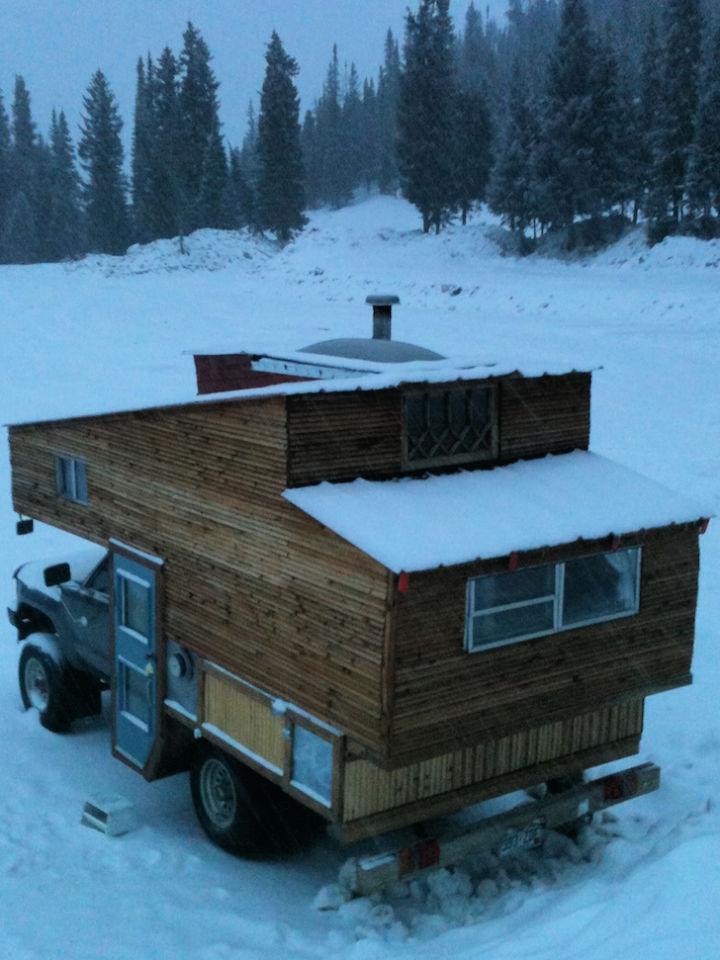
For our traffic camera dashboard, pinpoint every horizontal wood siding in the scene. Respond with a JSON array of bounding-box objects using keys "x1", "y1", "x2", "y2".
[
  {"x1": 286, "y1": 374, "x2": 591, "y2": 487},
  {"x1": 287, "y1": 390, "x2": 402, "y2": 486},
  {"x1": 389, "y1": 526, "x2": 698, "y2": 766},
  {"x1": 10, "y1": 398, "x2": 390, "y2": 754},
  {"x1": 343, "y1": 699, "x2": 644, "y2": 821},
  {"x1": 499, "y1": 372, "x2": 591, "y2": 460},
  {"x1": 204, "y1": 671, "x2": 285, "y2": 770}
]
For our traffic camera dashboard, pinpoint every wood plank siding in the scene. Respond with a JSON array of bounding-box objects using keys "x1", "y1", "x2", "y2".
[
  {"x1": 9, "y1": 398, "x2": 391, "y2": 754},
  {"x1": 343, "y1": 699, "x2": 644, "y2": 822},
  {"x1": 203, "y1": 670, "x2": 285, "y2": 771},
  {"x1": 286, "y1": 373, "x2": 591, "y2": 487},
  {"x1": 388, "y1": 525, "x2": 699, "y2": 767}
]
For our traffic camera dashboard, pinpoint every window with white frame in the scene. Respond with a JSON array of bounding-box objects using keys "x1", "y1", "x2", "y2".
[
  {"x1": 55, "y1": 455, "x2": 88, "y2": 504},
  {"x1": 465, "y1": 547, "x2": 641, "y2": 652}
]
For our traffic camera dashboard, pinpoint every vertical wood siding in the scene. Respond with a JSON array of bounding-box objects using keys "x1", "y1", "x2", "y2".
[
  {"x1": 343, "y1": 699, "x2": 644, "y2": 821},
  {"x1": 204, "y1": 671, "x2": 286, "y2": 770}
]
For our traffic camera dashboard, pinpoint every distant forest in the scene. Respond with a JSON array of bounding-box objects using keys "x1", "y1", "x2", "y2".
[{"x1": 1, "y1": 0, "x2": 719, "y2": 263}]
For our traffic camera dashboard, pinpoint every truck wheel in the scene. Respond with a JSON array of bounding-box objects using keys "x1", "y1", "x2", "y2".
[
  {"x1": 190, "y1": 744, "x2": 320, "y2": 858},
  {"x1": 18, "y1": 641, "x2": 72, "y2": 732}
]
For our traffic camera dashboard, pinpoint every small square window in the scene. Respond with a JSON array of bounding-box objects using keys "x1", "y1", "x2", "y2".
[
  {"x1": 291, "y1": 725, "x2": 334, "y2": 806},
  {"x1": 404, "y1": 386, "x2": 497, "y2": 468},
  {"x1": 55, "y1": 456, "x2": 88, "y2": 504}
]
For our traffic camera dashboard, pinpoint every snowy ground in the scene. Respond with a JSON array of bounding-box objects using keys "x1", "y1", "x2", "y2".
[{"x1": 1, "y1": 196, "x2": 718, "y2": 960}]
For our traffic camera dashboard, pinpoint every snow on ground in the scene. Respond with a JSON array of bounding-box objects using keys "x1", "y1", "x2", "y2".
[{"x1": 1, "y1": 195, "x2": 719, "y2": 960}]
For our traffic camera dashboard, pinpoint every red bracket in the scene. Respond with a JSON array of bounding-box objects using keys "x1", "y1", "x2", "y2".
[
  {"x1": 699, "y1": 518, "x2": 710, "y2": 535},
  {"x1": 508, "y1": 551, "x2": 519, "y2": 572},
  {"x1": 398, "y1": 572, "x2": 410, "y2": 594}
]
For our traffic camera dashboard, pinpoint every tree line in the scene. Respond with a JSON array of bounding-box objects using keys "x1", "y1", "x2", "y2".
[{"x1": 0, "y1": 0, "x2": 718, "y2": 264}]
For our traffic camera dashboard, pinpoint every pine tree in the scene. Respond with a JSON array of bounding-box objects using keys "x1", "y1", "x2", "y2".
[
  {"x1": 488, "y1": 62, "x2": 539, "y2": 235},
  {"x1": 376, "y1": 30, "x2": 401, "y2": 193},
  {"x1": 397, "y1": 0, "x2": 458, "y2": 233},
  {"x1": 78, "y1": 70, "x2": 129, "y2": 255},
  {"x1": 46, "y1": 110, "x2": 84, "y2": 260},
  {"x1": 7, "y1": 76, "x2": 39, "y2": 259},
  {"x1": 256, "y1": 32, "x2": 306, "y2": 242},
  {"x1": 589, "y1": 36, "x2": 626, "y2": 216},
  {"x1": 342, "y1": 62, "x2": 364, "y2": 195},
  {"x1": 198, "y1": 117, "x2": 227, "y2": 228},
  {"x1": 177, "y1": 22, "x2": 222, "y2": 232},
  {"x1": 301, "y1": 109, "x2": 322, "y2": 208},
  {"x1": 534, "y1": 0, "x2": 600, "y2": 239},
  {"x1": 636, "y1": 18, "x2": 663, "y2": 222},
  {"x1": 0, "y1": 191, "x2": 37, "y2": 263},
  {"x1": 315, "y1": 46, "x2": 352, "y2": 207},
  {"x1": 132, "y1": 56, "x2": 156, "y2": 243},
  {"x1": 686, "y1": 26, "x2": 720, "y2": 222},
  {"x1": 360, "y1": 78, "x2": 379, "y2": 190},
  {"x1": 0, "y1": 89, "x2": 10, "y2": 223},
  {"x1": 223, "y1": 146, "x2": 254, "y2": 228},
  {"x1": 650, "y1": 0, "x2": 703, "y2": 223},
  {"x1": 150, "y1": 47, "x2": 182, "y2": 240},
  {"x1": 454, "y1": 88, "x2": 493, "y2": 224}
]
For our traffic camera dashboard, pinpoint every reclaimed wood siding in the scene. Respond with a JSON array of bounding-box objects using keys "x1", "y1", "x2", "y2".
[
  {"x1": 9, "y1": 398, "x2": 390, "y2": 752},
  {"x1": 343, "y1": 699, "x2": 644, "y2": 821},
  {"x1": 499, "y1": 372, "x2": 591, "y2": 460},
  {"x1": 287, "y1": 390, "x2": 403, "y2": 486},
  {"x1": 286, "y1": 374, "x2": 591, "y2": 487},
  {"x1": 389, "y1": 526, "x2": 698, "y2": 767},
  {"x1": 204, "y1": 671, "x2": 286, "y2": 770}
]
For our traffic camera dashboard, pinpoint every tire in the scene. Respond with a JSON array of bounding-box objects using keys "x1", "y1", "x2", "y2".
[
  {"x1": 190, "y1": 744, "x2": 322, "y2": 858},
  {"x1": 18, "y1": 641, "x2": 73, "y2": 732}
]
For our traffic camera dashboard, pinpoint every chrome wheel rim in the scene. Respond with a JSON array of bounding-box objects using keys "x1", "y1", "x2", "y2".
[
  {"x1": 24, "y1": 656, "x2": 50, "y2": 712},
  {"x1": 200, "y1": 758, "x2": 237, "y2": 829}
]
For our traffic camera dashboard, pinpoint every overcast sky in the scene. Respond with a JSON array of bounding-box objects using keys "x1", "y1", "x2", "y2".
[{"x1": 0, "y1": 0, "x2": 508, "y2": 152}]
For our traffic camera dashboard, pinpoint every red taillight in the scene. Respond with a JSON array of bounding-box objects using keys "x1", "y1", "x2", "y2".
[
  {"x1": 397, "y1": 838, "x2": 441, "y2": 876},
  {"x1": 398, "y1": 572, "x2": 410, "y2": 593}
]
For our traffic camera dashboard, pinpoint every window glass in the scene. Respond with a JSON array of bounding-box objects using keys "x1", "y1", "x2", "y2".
[
  {"x1": 120, "y1": 576, "x2": 151, "y2": 638},
  {"x1": 472, "y1": 565, "x2": 555, "y2": 610},
  {"x1": 121, "y1": 663, "x2": 150, "y2": 729},
  {"x1": 55, "y1": 455, "x2": 87, "y2": 503},
  {"x1": 405, "y1": 387, "x2": 495, "y2": 465},
  {"x1": 470, "y1": 600, "x2": 555, "y2": 648},
  {"x1": 74, "y1": 461, "x2": 88, "y2": 503},
  {"x1": 291, "y1": 725, "x2": 333, "y2": 805},
  {"x1": 562, "y1": 548, "x2": 639, "y2": 626},
  {"x1": 87, "y1": 558, "x2": 109, "y2": 594}
]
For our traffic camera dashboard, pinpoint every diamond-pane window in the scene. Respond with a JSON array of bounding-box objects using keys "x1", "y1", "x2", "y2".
[{"x1": 404, "y1": 386, "x2": 497, "y2": 467}]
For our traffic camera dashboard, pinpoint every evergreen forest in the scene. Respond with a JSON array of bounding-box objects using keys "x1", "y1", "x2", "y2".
[{"x1": 1, "y1": 0, "x2": 719, "y2": 263}]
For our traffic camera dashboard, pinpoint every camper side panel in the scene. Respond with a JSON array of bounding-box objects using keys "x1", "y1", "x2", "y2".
[
  {"x1": 389, "y1": 525, "x2": 699, "y2": 767},
  {"x1": 286, "y1": 374, "x2": 591, "y2": 487},
  {"x1": 9, "y1": 398, "x2": 389, "y2": 752}
]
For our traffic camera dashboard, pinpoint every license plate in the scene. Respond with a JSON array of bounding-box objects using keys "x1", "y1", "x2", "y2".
[{"x1": 498, "y1": 823, "x2": 543, "y2": 857}]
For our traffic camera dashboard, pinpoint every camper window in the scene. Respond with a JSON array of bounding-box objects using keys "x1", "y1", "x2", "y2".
[
  {"x1": 465, "y1": 547, "x2": 641, "y2": 651},
  {"x1": 55, "y1": 455, "x2": 88, "y2": 504},
  {"x1": 403, "y1": 385, "x2": 497, "y2": 468}
]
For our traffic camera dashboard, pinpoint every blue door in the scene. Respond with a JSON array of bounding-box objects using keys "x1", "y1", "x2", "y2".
[{"x1": 112, "y1": 550, "x2": 159, "y2": 770}]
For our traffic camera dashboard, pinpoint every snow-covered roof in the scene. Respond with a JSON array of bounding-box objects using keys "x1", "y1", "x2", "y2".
[
  {"x1": 7, "y1": 348, "x2": 594, "y2": 427},
  {"x1": 283, "y1": 451, "x2": 712, "y2": 574}
]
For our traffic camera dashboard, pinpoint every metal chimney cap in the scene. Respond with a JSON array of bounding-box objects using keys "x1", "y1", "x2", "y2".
[{"x1": 365, "y1": 294, "x2": 400, "y2": 306}]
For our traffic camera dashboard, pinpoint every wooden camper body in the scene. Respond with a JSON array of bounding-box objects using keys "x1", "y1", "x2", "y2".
[{"x1": 8, "y1": 362, "x2": 702, "y2": 841}]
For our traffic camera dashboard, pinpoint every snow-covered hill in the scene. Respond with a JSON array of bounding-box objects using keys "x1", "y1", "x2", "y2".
[{"x1": 1, "y1": 196, "x2": 718, "y2": 960}]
